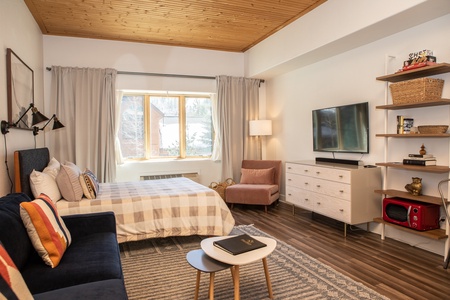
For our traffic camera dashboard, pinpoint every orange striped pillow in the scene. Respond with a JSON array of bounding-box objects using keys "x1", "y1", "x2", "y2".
[
  {"x1": 0, "y1": 242, "x2": 33, "y2": 299},
  {"x1": 20, "y1": 194, "x2": 72, "y2": 268}
]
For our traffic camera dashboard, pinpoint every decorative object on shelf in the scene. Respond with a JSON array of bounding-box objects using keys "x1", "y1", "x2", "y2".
[
  {"x1": 397, "y1": 115, "x2": 404, "y2": 134},
  {"x1": 403, "y1": 118, "x2": 414, "y2": 134},
  {"x1": 390, "y1": 78, "x2": 444, "y2": 104},
  {"x1": 410, "y1": 126, "x2": 419, "y2": 134},
  {"x1": 209, "y1": 178, "x2": 235, "y2": 200},
  {"x1": 398, "y1": 49, "x2": 437, "y2": 73},
  {"x1": 419, "y1": 144, "x2": 427, "y2": 155},
  {"x1": 405, "y1": 177, "x2": 423, "y2": 196},
  {"x1": 418, "y1": 125, "x2": 449, "y2": 134},
  {"x1": 397, "y1": 116, "x2": 414, "y2": 134}
]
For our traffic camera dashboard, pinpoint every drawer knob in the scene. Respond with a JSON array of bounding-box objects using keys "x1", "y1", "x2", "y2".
[
  {"x1": 288, "y1": 193, "x2": 292, "y2": 196},
  {"x1": 339, "y1": 209, "x2": 344, "y2": 212},
  {"x1": 339, "y1": 190, "x2": 344, "y2": 193},
  {"x1": 288, "y1": 167, "x2": 292, "y2": 169},
  {"x1": 316, "y1": 185, "x2": 321, "y2": 188},
  {"x1": 305, "y1": 198, "x2": 309, "y2": 201},
  {"x1": 316, "y1": 171, "x2": 320, "y2": 175},
  {"x1": 304, "y1": 182, "x2": 309, "y2": 185},
  {"x1": 304, "y1": 170, "x2": 309, "y2": 173},
  {"x1": 339, "y1": 175, "x2": 343, "y2": 178},
  {"x1": 317, "y1": 202, "x2": 321, "y2": 205}
]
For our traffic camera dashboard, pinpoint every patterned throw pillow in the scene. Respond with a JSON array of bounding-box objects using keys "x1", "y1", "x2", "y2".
[
  {"x1": 20, "y1": 194, "x2": 72, "y2": 268},
  {"x1": 79, "y1": 169, "x2": 100, "y2": 199},
  {"x1": 0, "y1": 242, "x2": 33, "y2": 299}
]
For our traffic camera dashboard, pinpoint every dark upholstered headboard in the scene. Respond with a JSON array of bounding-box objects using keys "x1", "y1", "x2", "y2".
[{"x1": 14, "y1": 147, "x2": 50, "y2": 199}]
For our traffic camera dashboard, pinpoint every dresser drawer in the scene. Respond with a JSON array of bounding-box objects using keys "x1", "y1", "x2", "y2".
[
  {"x1": 313, "y1": 195, "x2": 351, "y2": 223},
  {"x1": 286, "y1": 173, "x2": 350, "y2": 201},
  {"x1": 310, "y1": 177, "x2": 350, "y2": 201},
  {"x1": 286, "y1": 186, "x2": 314, "y2": 210},
  {"x1": 286, "y1": 163, "x2": 307, "y2": 175}
]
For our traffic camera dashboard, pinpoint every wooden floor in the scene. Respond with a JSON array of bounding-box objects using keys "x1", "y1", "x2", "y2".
[{"x1": 229, "y1": 202, "x2": 450, "y2": 300}]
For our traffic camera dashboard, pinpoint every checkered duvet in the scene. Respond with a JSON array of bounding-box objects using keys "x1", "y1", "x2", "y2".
[{"x1": 56, "y1": 178, "x2": 235, "y2": 243}]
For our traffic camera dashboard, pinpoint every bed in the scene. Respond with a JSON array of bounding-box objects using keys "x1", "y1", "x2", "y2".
[{"x1": 14, "y1": 147, "x2": 235, "y2": 243}]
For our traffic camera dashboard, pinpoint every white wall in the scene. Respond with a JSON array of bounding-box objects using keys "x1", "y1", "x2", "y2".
[
  {"x1": 43, "y1": 37, "x2": 245, "y2": 185},
  {"x1": 0, "y1": 0, "x2": 44, "y2": 196},
  {"x1": 259, "y1": 14, "x2": 450, "y2": 255},
  {"x1": 245, "y1": 0, "x2": 450, "y2": 79}
]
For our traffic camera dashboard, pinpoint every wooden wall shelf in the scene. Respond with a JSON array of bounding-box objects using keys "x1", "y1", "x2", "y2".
[
  {"x1": 374, "y1": 189, "x2": 445, "y2": 205},
  {"x1": 376, "y1": 63, "x2": 450, "y2": 82},
  {"x1": 376, "y1": 99, "x2": 450, "y2": 110},
  {"x1": 373, "y1": 218, "x2": 447, "y2": 240},
  {"x1": 375, "y1": 162, "x2": 450, "y2": 173},
  {"x1": 376, "y1": 133, "x2": 450, "y2": 137}
]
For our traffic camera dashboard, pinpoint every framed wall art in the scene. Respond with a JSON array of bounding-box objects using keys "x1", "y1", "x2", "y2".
[{"x1": 6, "y1": 48, "x2": 34, "y2": 129}]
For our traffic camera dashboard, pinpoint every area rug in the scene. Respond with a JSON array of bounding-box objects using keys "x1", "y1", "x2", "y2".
[{"x1": 120, "y1": 225, "x2": 389, "y2": 300}]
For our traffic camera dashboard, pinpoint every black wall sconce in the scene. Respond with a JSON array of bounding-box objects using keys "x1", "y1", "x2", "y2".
[
  {"x1": 1, "y1": 103, "x2": 64, "y2": 135},
  {"x1": 33, "y1": 114, "x2": 65, "y2": 136}
]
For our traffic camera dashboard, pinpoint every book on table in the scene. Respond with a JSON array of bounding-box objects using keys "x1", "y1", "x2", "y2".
[{"x1": 213, "y1": 234, "x2": 267, "y2": 255}]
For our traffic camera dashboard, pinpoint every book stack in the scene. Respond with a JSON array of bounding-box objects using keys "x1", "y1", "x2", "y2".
[{"x1": 403, "y1": 154, "x2": 436, "y2": 166}]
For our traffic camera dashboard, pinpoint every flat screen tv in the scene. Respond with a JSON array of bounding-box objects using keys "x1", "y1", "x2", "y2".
[{"x1": 312, "y1": 102, "x2": 369, "y2": 154}]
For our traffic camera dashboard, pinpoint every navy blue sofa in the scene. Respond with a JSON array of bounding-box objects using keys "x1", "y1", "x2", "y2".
[{"x1": 0, "y1": 193, "x2": 128, "y2": 299}]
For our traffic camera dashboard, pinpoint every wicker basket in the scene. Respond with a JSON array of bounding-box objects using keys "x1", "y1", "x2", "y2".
[
  {"x1": 209, "y1": 178, "x2": 235, "y2": 200},
  {"x1": 418, "y1": 125, "x2": 449, "y2": 134},
  {"x1": 390, "y1": 78, "x2": 444, "y2": 104}
]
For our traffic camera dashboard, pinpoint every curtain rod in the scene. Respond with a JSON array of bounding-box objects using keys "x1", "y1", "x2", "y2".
[{"x1": 45, "y1": 67, "x2": 264, "y2": 83}]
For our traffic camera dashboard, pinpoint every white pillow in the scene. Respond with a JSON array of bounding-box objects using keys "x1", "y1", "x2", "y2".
[
  {"x1": 43, "y1": 157, "x2": 61, "y2": 179},
  {"x1": 30, "y1": 170, "x2": 62, "y2": 203}
]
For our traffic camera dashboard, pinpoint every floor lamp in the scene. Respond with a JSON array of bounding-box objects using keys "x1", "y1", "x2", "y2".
[{"x1": 249, "y1": 120, "x2": 272, "y2": 159}]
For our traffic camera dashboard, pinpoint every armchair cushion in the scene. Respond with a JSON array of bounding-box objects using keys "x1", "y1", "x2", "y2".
[
  {"x1": 226, "y1": 184, "x2": 279, "y2": 205},
  {"x1": 240, "y1": 168, "x2": 274, "y2": 184}
]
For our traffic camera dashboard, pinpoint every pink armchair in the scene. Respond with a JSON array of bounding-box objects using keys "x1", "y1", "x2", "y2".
[{"x1": 225, "y1": 160, "x2": 282, "y2": 213}]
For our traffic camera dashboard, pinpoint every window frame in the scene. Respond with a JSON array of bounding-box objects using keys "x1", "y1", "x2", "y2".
[{"x1": 121, "y1": 92, "x2": 213, "y2": 160}]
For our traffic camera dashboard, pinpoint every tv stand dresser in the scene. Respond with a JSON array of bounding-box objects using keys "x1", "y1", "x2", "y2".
[{"x1": 285, "y1": 161, "x2": 381, "y2": 236}]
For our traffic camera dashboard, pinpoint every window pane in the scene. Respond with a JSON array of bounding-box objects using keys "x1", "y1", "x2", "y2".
[
  {"x1": 119, "y1": 95, "x2": 145, "y2": 158},
  {"x1": 185, "y1": 97, "x2": 213, "y2": 157},
  {"x1": 150, "y1": 96, "x2": 180, "y2": 157}
]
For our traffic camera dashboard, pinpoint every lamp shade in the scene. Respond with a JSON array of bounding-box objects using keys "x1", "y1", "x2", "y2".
[
  {"x1": 31, "y1": 107, "x2": 49, "y2": 125},
  {"x1": 52, "y1": 117, "x2": 65, "y2": 130},
  {"x1": 249, "y1": 120, "x2": 272, "y2": 136}
]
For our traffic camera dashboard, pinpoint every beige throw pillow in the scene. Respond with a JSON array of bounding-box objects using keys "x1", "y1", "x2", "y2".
[{"x1": 56, "y1": 162, "x2": 84, "y2": 201}]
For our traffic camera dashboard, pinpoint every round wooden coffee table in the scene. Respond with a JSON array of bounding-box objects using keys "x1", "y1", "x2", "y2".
[{"x1": 201, "y1": 235, "x2": 277, "y2": 300}]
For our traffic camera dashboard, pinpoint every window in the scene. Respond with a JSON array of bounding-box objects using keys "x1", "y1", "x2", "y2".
[{"x1": 118, "y1": 92, "x2": 213, "y2": 160}]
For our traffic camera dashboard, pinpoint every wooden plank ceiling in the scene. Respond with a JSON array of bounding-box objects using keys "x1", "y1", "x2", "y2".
[{"x1": 24, "y1": 0, "x2": 326, "y2": 52}]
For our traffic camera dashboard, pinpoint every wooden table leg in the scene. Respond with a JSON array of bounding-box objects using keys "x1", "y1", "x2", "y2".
[
  {"x1": 195, "y1": 270, "x2": 201, "y2": 300},
  {"x1": 209, "y1": 272, "x2": 215, "y2": 300},
  {"x1": 262, "y1": 257, "x2": 273, "y2": 299},
  {"x1": 233, "y1": 265, "x2": 240, "y2": 300}
]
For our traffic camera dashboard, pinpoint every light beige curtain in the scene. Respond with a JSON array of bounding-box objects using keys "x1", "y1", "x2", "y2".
[
  {"x1": 216, "y1": 75, "x2": 261, "y2": 181},
  {"x1": 48, "y1": 66, "x2": 117, "y2": 183}
]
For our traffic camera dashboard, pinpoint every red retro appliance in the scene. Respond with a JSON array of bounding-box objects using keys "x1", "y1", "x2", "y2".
[{"x1": 383, "y1": 197, "x2": 440, "y2": 231}]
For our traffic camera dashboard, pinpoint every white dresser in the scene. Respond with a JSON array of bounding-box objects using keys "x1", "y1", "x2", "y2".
[{"x1": 285, "y1": 161, "x2": 381, "y2": 236}]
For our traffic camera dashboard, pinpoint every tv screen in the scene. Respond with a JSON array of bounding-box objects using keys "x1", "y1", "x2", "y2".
[{"x1": 312, "y1": 102, "x2": 369, "y2": 153}]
